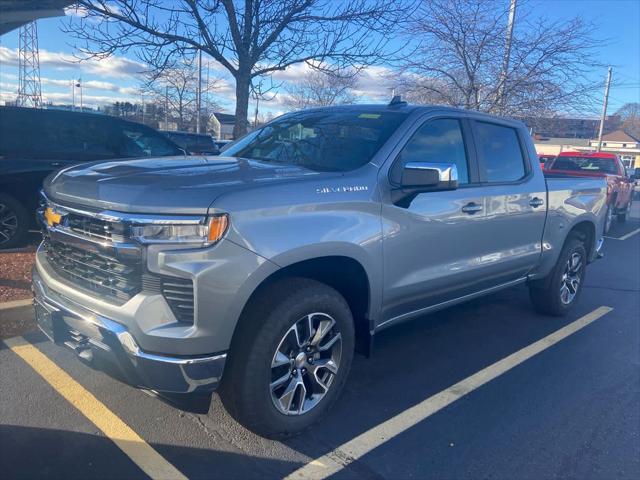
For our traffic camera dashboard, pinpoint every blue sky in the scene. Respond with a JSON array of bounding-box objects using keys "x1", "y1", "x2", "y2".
[{"x1": 0, "y1": 0, "x2": 638, "y2": 117}]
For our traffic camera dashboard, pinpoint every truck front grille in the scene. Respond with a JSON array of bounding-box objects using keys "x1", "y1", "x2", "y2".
[
  {"x1": 66, "y1": 213, "x2": 127, "y2": 243},
  {"x1": 44, "y1": 239, "x2": 142, "y2": 302}
]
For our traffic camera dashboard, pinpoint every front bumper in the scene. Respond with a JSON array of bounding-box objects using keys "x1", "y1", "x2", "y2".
[{"x1": 32, "y1": 267, "x2": 226, "y2": 394}]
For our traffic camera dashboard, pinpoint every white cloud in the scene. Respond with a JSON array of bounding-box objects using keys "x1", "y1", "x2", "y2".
[{"x1": 0, "y1": 46, "x2": 146, "y2": 79}]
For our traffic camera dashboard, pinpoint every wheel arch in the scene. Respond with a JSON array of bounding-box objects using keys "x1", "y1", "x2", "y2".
[
  {"x1": 567, "y1": 220, "x2": 596, "y2": 261},
  {"x1": 231, "y1": 255, "x2": 374, "y2": 358}
]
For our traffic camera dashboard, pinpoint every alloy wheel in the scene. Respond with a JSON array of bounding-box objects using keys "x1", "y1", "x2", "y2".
[
  {"x1": 560, "y1": 252, "x2": 583, "y2": 305},
  {"x1": 270, "y1": 312, "x2": 342, "y2": 416},
  {"x1": 0, "y1": 202, "x2": 19, "y2": 246}
]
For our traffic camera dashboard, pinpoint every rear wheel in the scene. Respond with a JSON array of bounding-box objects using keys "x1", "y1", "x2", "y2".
[
  {"x1": 617, "y1": 202, "x2": 629, "y2": 223},
  {"x1": 220, "y1": 278, "x2": 355, "y2": 438},
  {"x1": 0, "y1": 193, "x2": 29, "y2": 250},
  {"x1": 529, "y1": 235, "x2": 586, "y2": 316}
]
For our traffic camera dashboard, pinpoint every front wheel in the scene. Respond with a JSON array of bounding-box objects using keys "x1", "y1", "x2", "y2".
[
  {"x1": 529, "y1": 235, "x2": 587, "y2": 316},
  {"x1": 220, "y1": 278, "x2": 355, "y2": 438}
]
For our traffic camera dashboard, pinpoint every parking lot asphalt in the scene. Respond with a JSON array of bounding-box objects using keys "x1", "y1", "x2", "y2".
[{"x1": 1, "y1": 216, "x2": 639, "y2": 480}]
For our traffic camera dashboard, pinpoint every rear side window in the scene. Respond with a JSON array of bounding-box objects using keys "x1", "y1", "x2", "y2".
[
  {"x1": 394, "y1": 118, "x2": 469, "y2": 184},
  {"x1": 475, "y1": 122, "x2": 526, "y2": 183}
]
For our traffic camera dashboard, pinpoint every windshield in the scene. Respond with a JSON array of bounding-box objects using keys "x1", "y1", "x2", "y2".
[
  {"x1": 550, "y1": 156, "x2": 618, "y2": 174},
  {"x1": 222, "y1": 110, "x2": 409, "y2": 172}
]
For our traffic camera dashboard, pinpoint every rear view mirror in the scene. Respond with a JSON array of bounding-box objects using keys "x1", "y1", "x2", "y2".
[{"x1": 401, "y1": 162, "x2": 459, "y2": 191}]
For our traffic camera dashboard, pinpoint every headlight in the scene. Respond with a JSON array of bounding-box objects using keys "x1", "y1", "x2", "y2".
[{"x1": 131, "y1": 214, "x2": 229, "y2": 246}]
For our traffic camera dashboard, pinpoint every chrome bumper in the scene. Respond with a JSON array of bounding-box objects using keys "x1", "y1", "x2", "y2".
[{"x1": 32, "y1": 267, "x2": 226, "y2": 394}]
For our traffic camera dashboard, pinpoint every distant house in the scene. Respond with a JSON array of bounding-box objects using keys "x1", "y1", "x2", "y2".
[
  {"x1": 210, "y1": 112, "x2": 237, "y2": 140},
  {"x1": 588, "y1": 130, "x2": 640, "y2": 170}
]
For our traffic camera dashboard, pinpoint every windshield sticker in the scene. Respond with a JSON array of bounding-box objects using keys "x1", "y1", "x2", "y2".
[
  {"x1": 316, "y1": 186, "x2": 369, "y2": 194},
  {"x1": 358, "y1": 113, "x2": 381, "y2": 119}
]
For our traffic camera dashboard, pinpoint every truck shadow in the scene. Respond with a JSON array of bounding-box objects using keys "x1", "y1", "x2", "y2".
[{"x1": 0, "y1": 424, "x2": 300, "y2": 479}]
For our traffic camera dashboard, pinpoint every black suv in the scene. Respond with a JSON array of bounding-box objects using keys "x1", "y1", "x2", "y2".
[
  {"x1": 160, "y1": 131, "x2": 220, "y2": 155},
  {"x1": 0, "y1": 106, "x2": 183, "y2": 248}
]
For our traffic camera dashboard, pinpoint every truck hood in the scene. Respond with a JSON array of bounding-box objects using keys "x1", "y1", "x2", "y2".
[{"x1": 44, "y1": 156, "x2": 322, "y2": 214}]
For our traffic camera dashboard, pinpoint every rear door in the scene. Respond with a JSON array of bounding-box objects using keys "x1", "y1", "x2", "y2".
[{"x1": 469, "y1": 119, "x2": 547, "y2": 281}]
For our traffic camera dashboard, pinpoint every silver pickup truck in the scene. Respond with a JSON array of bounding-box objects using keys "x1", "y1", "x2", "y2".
[{"x1": 34, "y1": 103, "x2": 606, "y2": 437}]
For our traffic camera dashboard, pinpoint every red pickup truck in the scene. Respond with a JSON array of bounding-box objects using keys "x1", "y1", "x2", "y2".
[{"x1": 545, "y1": 151, "x2": 634, "y2": 233}]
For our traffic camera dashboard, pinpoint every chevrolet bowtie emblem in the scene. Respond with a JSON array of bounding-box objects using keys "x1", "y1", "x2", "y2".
[{"x1": 44, "y1": 207, "x2": 62, "y2": 227}]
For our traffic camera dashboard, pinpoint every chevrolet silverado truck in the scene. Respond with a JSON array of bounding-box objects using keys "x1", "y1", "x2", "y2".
[
  {"x1": 545, "y1": 151, "x2": 634, "y2": 233},
  {"x1": 33, "y1": 103, "x2": 607, "y2": 438}
]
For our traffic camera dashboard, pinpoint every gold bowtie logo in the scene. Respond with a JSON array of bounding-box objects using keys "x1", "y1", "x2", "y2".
[{"x1": 44, "y1": 207, "x2": 62, "y2": 227}]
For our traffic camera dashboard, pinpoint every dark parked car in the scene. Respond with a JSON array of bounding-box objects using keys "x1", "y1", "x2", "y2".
[
  {"x1": 214, "y1": 139, "x2": 232, "y2": 151},
  {"x1": 160, "y1": 130, "x2": 220, "y2": 155},
  {"x1": 0, "y1": 106, "x2": 183, "y2": 248}
]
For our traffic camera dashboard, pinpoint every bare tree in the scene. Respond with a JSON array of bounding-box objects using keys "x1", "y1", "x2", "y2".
[
  {"x1": 284, "y1": 69, "x2": 358, "y2": 110},
  {"x1": 395, "y1": 0, "x2": 601, "y2": 117},
  {"x1": 65, "y1": 0, "x2": 410, "y2": 138},
  {"x1": 615, "y1": 103, "x2": 640, "y2": 138},
  {"x1": 144, "y1": 57, "x2": 220, "y2": 131}
]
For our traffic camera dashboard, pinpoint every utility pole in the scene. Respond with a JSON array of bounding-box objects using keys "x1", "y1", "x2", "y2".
[
  {"x1": 164, "y1": 85, "x2": 169, "y2": 129},
  {"x1": 196, "y1": 48, "x2": 202, "y2": 134},
  {"x1": 77, "y1": 78, "x2": 83, "y2": 111},
  {"x1": 596, "y1": 66, "x2": 612, "y2": 152},
  {"x1": 254, "y1": 96, "x2": 259, "y2": 128},
  {"x1": 497, "y1": 0, "x2": 517, "y2": 112}
]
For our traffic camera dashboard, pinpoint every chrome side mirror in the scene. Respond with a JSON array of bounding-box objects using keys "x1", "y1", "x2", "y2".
[{"x1": 401, "y1": 162, "x2": 459, "y2": 191}]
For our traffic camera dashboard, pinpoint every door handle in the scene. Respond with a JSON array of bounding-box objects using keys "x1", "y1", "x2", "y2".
[
  {"x1": 461, "y1": 202, "x2": 483, "y2": 214},
  {"x1": 529, "y1": 197, "x2": 544, "y2": 208},
  {"x1": 51, "y1": 162, "x2": 63, "y2": 167}
]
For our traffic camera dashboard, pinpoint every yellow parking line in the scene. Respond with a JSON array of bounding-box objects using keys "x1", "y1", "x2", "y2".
[
  {"x1": 285, "y1": 306, "x2": 613, "y2": 480},
  {"x1": 3, "y1": 336, "x2": 187, "y2": 480}
]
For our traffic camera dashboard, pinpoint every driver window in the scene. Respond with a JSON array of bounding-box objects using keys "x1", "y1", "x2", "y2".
[{"x1": 395, "y1": 118, "x2": 469, "y2": 184}]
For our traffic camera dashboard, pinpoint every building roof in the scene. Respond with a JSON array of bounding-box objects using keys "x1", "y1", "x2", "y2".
[
  {"x1": 600, "y1": 130, "x2": 640, "y2": 143},
  {"x1": 213, "y1": 112, "x2": 237, "y2": 124}
]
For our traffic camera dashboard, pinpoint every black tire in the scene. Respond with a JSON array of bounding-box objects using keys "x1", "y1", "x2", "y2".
[
  {"x1": 617, "y1": 207, "x2": 628, "y2": 223},
  {"x1": 529, "y1": 235, "x2": 587, "y2": 316},
  {"x1": 0, "y1": 193, "x2": 29, "y2": 250},
  {"x1": 220, "y1": 277, "x2": 355, "y2": 439}
]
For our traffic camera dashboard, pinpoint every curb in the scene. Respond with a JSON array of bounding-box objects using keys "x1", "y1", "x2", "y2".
[{"x1": 0, "y1": 298, "x2": 34, "y2": 323}]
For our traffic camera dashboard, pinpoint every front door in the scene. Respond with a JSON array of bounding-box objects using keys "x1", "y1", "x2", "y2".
[{"x1": 381, "y1": 116, "x2": 497, "y2": 325}]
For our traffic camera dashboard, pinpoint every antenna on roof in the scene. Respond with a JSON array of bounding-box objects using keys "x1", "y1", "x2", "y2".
[{"x1": 389, "y1": 95, "x2": 407, "y2": 107}]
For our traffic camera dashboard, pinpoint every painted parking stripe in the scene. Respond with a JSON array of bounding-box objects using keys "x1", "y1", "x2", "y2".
[
  {"x1": 618, "y1": 227, "x2": 640, "y2": 240},
  {"x1": 604, "y1": 227, "x2": 640, "y2": 241},
  {"x1": 3, "y1": 337, "x2": 187, "y2": 480},
  {"x1": 285, "y1": 306, "x2": 613, "y2": 480}
]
